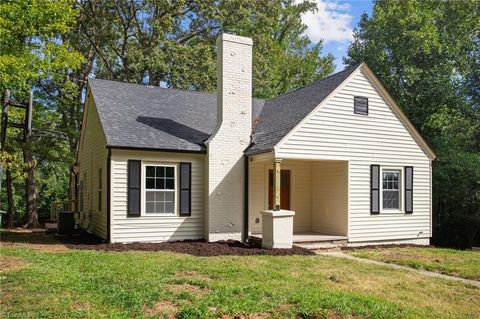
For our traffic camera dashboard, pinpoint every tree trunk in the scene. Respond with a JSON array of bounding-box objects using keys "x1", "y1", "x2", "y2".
[
  {"x1": 6, "y1": 168, "x2": 15, "y2": 228},
  {"x1": 22, "y1": 141, "x2": 39, "y2": 228}
]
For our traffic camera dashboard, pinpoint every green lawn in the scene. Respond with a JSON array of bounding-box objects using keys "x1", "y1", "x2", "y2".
[
  {"x1": 346, "y1": 246, "x2": 480, "y2": 281},
  {"x1": 1, "y1": 244, "x2": 479, "y2": 319}
]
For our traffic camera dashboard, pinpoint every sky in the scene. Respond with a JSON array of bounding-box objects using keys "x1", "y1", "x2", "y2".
[{"x1": 300, "y1": 0, "x2": 373, "y2": 71}]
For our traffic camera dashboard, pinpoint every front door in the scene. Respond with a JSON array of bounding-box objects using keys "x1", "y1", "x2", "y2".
[{"x1": 268, "y1": 170, "x2": 291, "y2": 210}]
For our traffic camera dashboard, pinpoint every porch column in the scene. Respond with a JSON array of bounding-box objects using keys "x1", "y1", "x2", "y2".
[{"x1": 273, "y1": 158, "x2": 282, "y2": 211}]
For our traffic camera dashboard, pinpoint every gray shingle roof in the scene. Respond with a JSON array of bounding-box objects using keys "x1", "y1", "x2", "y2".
[
  {"x1": 89, "y1": 79, "x2": 265, "y2": 152},
  {"x1": 245, "y1": 64, "x2": 360, "y2": 155},
  {"x1": 88, "y1": 64, "x2": 359, "y2": 154}
]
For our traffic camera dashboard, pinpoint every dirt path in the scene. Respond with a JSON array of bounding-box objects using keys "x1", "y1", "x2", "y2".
[{"x1": 318, "y1": 251, "x2": 480, "y2": 288}]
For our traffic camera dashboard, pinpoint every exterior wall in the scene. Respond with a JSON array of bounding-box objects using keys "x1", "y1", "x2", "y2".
[
  {"x1": 206, "y1": 34, "x2": 253, "y2": 241},
  {"x1": 311, "y1": 161, "x2": 348, "y2": 236},
  {"x1": 77, "y1": 91, "x2": 108, "y2": 239},
  {"x1": 276, "y1": 68, "x2": 432, "y2": 243},
  {"x1": 249, "y1": 160, "x2": 312, "y2": 234},
  {"x1": 110, "y1": 149, "x2": 205, "y2": 243}
]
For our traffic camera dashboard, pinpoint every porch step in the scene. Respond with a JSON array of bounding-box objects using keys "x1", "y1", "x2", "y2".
[{"x1": 295, "y1": 240, "x2": 347, "y2": 251}]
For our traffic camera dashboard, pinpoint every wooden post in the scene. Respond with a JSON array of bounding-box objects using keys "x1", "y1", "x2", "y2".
[{"x1": 273, "y1": 158, "x2": 282, "y2": 211}]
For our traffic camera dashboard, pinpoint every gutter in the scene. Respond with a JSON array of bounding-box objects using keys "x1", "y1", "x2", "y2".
[
  {"x1": 106, "y1": 148, "x2": 112, "y2": 243},
  {"x1": 106, "y1": 145, "x2": 207, "y2": 154}
]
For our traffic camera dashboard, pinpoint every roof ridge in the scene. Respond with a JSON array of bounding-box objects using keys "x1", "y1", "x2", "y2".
[
  {"x1": 90, "y1": 78, "x2": 217, "y2": 96},
  {"x1": 266, "y1": 63, "x2": 361, "y2": 102},
  {"x1": 90, "y1": 78, "x2": 266, "y2": 101}
]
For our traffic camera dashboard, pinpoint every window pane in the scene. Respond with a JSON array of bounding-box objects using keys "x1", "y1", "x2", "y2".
[
  {"x1": 383, "y1": 190, "x2": 399, "y2": 209},
  {"x1": 155, "y1": 202, "x2": 165, "y2": 214},
  {"x1": 156, "y1": 166, "x2": 165, "y2": 178},
  {"x1": 146, "y1": 202, "x2": 155, "y2": 213},
  {"x1": 165, "y1": 201, "x2": 174, "y2": 213},
  {"x1": 383, "y1": 171, "x2": 399, "y2": 190},
  {"x1": 164, "y1": 192, "x2": 174, "y2": 202},
  {"x1": 146, "y1": 178, "x2": 155, "y2": 189},
  {"x1": 166, "y1": 167, "x2": 174, "y2": 178},
  {"x1": 165, "y1": 178, "x2": 175, "y2": 189},
  {"x1": 146, "y1": 166, "x2": 155, "y2": 177},
  {"x1": 155, "y1": 177, "x2": 165, "y2": 189},
  {"x1": 146, "y1": 192, "x2": 155, "y2": 201},
  {"x1": 155, "y1": 192, "x2": 164, "y2": 202}
]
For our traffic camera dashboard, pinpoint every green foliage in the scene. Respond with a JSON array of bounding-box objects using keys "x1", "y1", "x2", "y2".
[
  {"x1": 0, "y1": 0, "x2": 83, "y2": 224},
  {"x1": 72, "y1": 0, "x2": 334, "y2": 98},
  {"x1": 345, "y1": 0, "x2": 480, "y2": 248},
  {"x1": 0, "y1": 0, "x2": 83, "y2": 91}
]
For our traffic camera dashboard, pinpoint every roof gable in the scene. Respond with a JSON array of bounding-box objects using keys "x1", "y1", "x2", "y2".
[
  {"x1": 360, "y1": 64, "x2": 436, "y2": 160},
  {"x1": 245, "y1": 64, "x2": 360, "y2": 155},
  {"x1": 272, "y1": 63, "x2": 436, "y2": 160}
]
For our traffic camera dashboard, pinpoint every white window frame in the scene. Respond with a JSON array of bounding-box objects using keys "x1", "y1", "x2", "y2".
[
  {"x1": 380, "y1": 167, "x2": 404, "y2": 213},
  {"x1": 141, "y1": 162, "x2": 178, "y2": 216}
]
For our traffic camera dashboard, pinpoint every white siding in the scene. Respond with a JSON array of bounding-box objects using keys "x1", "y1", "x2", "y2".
[
  {"x1": 77, "y1": 92, "x2": 108, "y2": 239},
  {"x1": 311, "y1": 161, "x2": 348, "y2": 236},
  {"x1": 110, "y1": 149, "x2": 205, "y2": 243},
  {"x1": 276, "y1": 68, "x2": 432, "y2": 243}
]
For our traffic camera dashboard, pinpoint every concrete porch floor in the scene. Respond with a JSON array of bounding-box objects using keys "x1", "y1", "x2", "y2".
[{"x1": 250, "y1": 232, "x2": 348, "y2": 243}]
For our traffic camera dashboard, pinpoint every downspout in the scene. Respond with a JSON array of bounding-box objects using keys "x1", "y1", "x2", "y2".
[
  {"x1": 70, "y1": 165, "x2": 78, "y2": 212},
  {"x1": 243, "y1": 155, "x2": 249, "y2": 243},
  {"x1": 106, "y1": 148, "x2": 112, "y2": 243}
]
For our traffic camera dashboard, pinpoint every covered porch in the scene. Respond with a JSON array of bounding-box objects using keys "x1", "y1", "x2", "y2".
[{"x1": 248, "y1": 153, "x2": 349, "y2": 243}]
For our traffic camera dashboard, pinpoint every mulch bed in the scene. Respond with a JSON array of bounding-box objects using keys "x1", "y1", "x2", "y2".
[
  {"x1": 68, "y1": 239, "x2": 315, "y2": 256},
  {"x1": 1, "y1": 229, "x2": 314, "y2": 256}
]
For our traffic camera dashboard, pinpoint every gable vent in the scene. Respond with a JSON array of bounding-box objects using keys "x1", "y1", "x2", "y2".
[{"x1": 354, "y1": 96, "x2": 368, "y2": 115}]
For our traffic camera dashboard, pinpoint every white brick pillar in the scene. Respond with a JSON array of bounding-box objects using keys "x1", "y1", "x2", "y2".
[{"x1": 205, "y1": 34, "x2": 253, "y2": 242}]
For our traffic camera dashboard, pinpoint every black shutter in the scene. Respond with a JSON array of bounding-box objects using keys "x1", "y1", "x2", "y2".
[
  {"x1": 127, "y1": 160, "x2": 141, "y2": 216},
  {"x1": 405, "y1": 166, "x2": 413, "y2": 214},
  {"x1": 371, "y1": 164, "x2": 380, "y2": 214},
  {"x1": 179, "y1": 162, "x2": 191, "y2": 216}
]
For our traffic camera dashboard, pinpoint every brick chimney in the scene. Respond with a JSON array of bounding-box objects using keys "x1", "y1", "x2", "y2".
[{"x1": 205, "y1": 34, "x2": 253, "y2": 241}]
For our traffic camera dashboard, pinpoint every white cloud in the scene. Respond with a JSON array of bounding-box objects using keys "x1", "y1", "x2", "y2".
[{"x1": 301, "y1": 0, "x2": 354, "y2": 44}]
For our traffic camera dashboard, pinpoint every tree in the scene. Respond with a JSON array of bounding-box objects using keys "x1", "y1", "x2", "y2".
[
  {"x1": 53, "y1": 0, "x2": 334, "y2": 203},
  {"x1": 0, "y1": 0, "x2": 82, "y2": 227},
  {"x1": 70, "y1": 0, "x2": 333, "y2": 96},
  {"x1": 345, "y1": 0, "x2": 480, "y2": 248}
]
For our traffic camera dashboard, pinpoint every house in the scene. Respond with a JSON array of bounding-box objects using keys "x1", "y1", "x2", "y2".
[{"x1": 75, "y1": 34, "x2": 435, "y2": 246}]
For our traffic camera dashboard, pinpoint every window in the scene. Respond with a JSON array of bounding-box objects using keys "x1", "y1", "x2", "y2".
[
  {"x1": 382, "y1": 170, "x2": 401, "y2": 210},
  {"x1": 98, "y1": 168, "x2": 102, "y2": 212},
  {"x1": 354, "y1": 96, "x2": 368, "y2": 115},
  {"x1": 145, "y1": 165, "x2": 176, "y2": 214}
]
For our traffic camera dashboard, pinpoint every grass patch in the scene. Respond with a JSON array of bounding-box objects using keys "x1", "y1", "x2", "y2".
[
  {"x1": 346, "y1": 246, "x2": 480, "y2": 280},
  {"x1": 0, "y1": 246, "x2": 478, "y2": 318}
]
